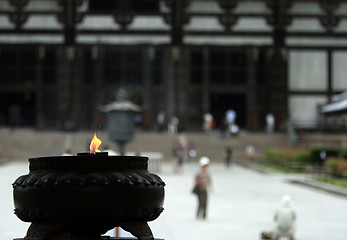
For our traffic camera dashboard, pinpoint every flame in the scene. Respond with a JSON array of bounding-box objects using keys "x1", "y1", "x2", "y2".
[{"x1": 90, "y1": 132, "x2": 102, "y2": 154}]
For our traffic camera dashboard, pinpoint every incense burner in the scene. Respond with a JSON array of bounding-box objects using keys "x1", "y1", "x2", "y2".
[{"x1": 13, "y1": 153, "x2": 165, "y2": 240}]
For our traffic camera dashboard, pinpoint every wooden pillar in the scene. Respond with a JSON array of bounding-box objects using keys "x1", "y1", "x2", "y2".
[
  {"x1": 266, "y1": 0, "x2": 292, "y2": 49},
  {"x1": 142, "y1": 47, "x2": 153, "y2": 129},
  {"x1": 165, "y1": 48, "x2": 175, "y2": 120},
  {"x1": 265, "y1": 0, "x2": 291, "y2": 130},
  {"x1": 92, "y1": 46, "x2": 105, "y2": 128},
  {"x1": 72, "y1": 48, "x2": 85, "y2": 128},
  {"x1": 170, "y1": 0, "x2": 184, "y2": 46},
  {"x1": 327, "y1": 49, "x2": 333, "y2": 102},
  {"x1": 202, "y1": 47, "x2": 209, "y2": 114},
  {"x1": 265, "y1": 49, "x2": 288, "y2": 130},
  {"x1": 56, "y1": 46, "x2": 84, "y2": 130},
  {"x1": 59, "y1": 0, "x2": 76, "y2": 45},
  {"x1": 177, "y1": 48, "x2": 189, "y2": 128},
  {"x1": 246, "y1": 48, "x2": 259, "y2": 130}
]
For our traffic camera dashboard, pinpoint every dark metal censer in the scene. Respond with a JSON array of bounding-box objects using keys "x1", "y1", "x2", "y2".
[{"x1": 13, "y1": 152, "x2": 165, "y2": 240}]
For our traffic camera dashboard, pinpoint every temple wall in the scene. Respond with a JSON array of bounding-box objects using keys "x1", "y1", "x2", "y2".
[
  {"x1": 288, "y1": 96, "x2": 327, "y2": 127},
  {"x1": 333, "y1": 52, "x2": 347, "y2": 91},
  {"x1": 1, "y1": 0, "x2": 347, "y2": 129},
  {"x1": 289, "y1": 51, "x2": 328, "y2": 91}
]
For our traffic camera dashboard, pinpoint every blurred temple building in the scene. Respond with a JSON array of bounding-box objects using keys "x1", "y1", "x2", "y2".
[{"x1": 0, "y1": 0, "x2": 347, "y2": 131}]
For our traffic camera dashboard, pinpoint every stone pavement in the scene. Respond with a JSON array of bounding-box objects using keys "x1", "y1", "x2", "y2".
[
  {"x1": 148, "y1": 162, "x2": 347, "y2": 240},
  {"x1": 1, "y1": 161, "x2": 347, "y2": 240},
  {"x1": 1, "y1": 128, "x2": 347, "y2": 240}
]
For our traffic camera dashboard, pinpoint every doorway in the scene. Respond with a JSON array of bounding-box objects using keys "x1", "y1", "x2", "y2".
[
  {"x1": 210, "y1": 94, "x2": 246, "y2": 128},
  {"x1": 0, "y1": 92, "x2": 36, "y2": 127}
]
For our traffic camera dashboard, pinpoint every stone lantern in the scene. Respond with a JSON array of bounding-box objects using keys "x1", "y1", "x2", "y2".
[{"x1": 101, "y1": 89, "x2": 141, "y2": 155}]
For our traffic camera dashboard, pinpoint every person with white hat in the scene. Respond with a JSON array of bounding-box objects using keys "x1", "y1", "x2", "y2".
[
  {"x1": 273, "y1": 195, "x2": 296, "y2": 240},
  {"x1": 193, "y1": 156, "x2": 212, "y2": 219}
]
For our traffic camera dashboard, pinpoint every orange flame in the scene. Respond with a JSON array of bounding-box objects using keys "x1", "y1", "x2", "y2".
[{"x1": 90, "y1": 132, "x2": 102, "y2": 154}]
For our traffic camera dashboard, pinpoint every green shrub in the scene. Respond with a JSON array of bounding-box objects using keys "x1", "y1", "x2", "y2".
[
  {"x1": 266, "y1": 147, "x2": 347, "y2": 175},
  {"x1": 266, "y1": 148, "x2": 288, "y2": 166},
  {"x1": 309, "y1": 147, "x2": 339, "y2": 165},
  {"x1": 338, "y1": 149, "x2": 347, "y2": 160},
  {"x1": 336, "y1": 160, "x2": 347, "y2": 177},
  {"x1": 325, "y1": 157, "x2": 339, "y2": 170},
  {"x1": 266, "y1": 148, "x2": 310, "y2": 167},
  {"x1": 325, "y1": 157, "x2": 347, "y2": 177},
  {"x1": 292, "y1": 150, "x2": 311, "y2": 164}
]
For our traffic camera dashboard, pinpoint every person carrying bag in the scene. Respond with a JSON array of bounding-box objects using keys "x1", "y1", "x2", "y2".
[{"x1": 193, "y1": 156, "x2": 212, "y2": 219}]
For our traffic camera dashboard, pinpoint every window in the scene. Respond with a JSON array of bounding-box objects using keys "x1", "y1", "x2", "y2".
[
  {"x1": 190, "y1": 51, "x2": 203, "y2": 84},
  {"x1": 84, "y1": 49, "x2": 93, "y2": 84},
  {"x1": 89, "y1": 0, "x2": 118, "y2": 11},
  {"x1": 89, "y1": 0, "x2": 159, "y2": 12},
  {"x1": 209, "y1": 49, "x2": 247, "y2": 85},
  {"x1": 0, "y1": 48, "x2": 37, "y2": 86},
  {"x1": 104, "y1": 49, "x2": 122, "y2": 85},
  {"x1": 103, "y1": 49, "x2": 142, "y2": 86},
  {"x1": 20, "y1": 51, "x2": 36, "y2": 86},
  {"x1": 209, "y1": 51, "x2": 226, "y2": 84},
  {"x1": 126, "y1": 51, "x2": 142, "y2": 86},
  {"x1": 228, "y1": 51, "x2": 247, "y2": 84},
  {"x1": 42, "y1": 48, "x2": 56, "y2": 84},
  {"x1": 131, "y1": 0, "x2": 159, "y2": 12},
  {"x1": 152, "y1": 49, "x2": 163, "y2": 84},
  {"x1": 0, "y1": 49, "x2": 16, "y2": 85}
]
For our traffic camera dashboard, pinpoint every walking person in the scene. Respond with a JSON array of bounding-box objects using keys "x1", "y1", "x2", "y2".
[
  {"x1": 220, "y1": 117, "x2": 228, "y2": 139},
  {"x1": 225, "y1": 109, "x2": 237, "y2": 136},
  {"x1": 156, "y1": 111, "x2": 166, "y2": 133},
  {"x1": 225, "y1": 145, "x2": 233, "y2": 168},
  {"x1": 203, "y1": 112, "x2": 214, "y2": 133},
  {"x1": 266, "y1": 113, "x2": 275, "y2": 134},
  {"x1": 168, "y1": 116, "x2": 179, "y2": 135},
  {"x1": 193, "y1": 156, "x2": 212, "y2": 219},
  {"x1": 172, "y1": 139, "x2": 185, "y2": 173},
  {"x1": 187, "y1": 141, "x2": 197, "y2": 162},
  {"x1": 245, "y1": 144, "x2": 255, "y2": 163}
]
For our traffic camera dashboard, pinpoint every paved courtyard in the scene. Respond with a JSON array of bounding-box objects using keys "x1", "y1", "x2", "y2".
[{"x1": 1, "y1": 160, "x2": 347, "y2": 240}]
